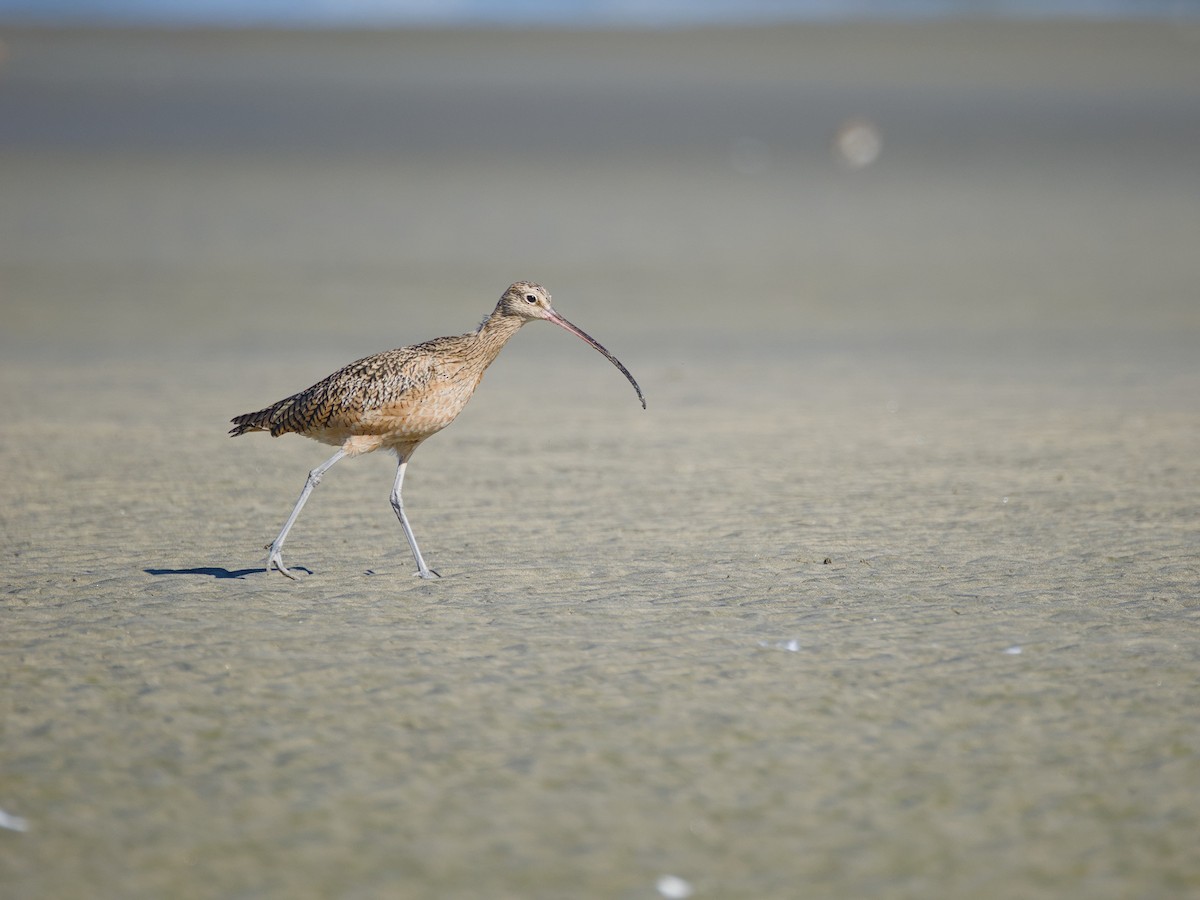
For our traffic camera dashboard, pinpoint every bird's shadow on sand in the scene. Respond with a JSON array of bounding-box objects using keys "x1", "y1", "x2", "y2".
[{"x1": 144, "y1": 566, "x2": 311, "y2": 579}]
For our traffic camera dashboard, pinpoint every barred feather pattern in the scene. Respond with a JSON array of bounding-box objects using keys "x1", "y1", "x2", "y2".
[{"x1": 229, "y1": 309, "x2": 528, "y2": 454}]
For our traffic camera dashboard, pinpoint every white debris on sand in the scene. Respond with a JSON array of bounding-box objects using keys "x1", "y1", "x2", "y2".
[{"x1": 656, "y1": 874, "x2": 694, "y2": 898}]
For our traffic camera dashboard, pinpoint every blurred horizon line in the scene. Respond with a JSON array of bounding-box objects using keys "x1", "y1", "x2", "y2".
[{"x1": 2, "y1": 0, "x2": 1199, "y2": 30}]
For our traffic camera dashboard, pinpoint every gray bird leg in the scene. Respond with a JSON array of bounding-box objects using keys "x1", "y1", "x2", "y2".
[
  {"x1": 266, "y1": 448, "x2": 347, "y2": 579},
  {"x1": 391, "y1": 455, "x2": 438, "y2": 579}
]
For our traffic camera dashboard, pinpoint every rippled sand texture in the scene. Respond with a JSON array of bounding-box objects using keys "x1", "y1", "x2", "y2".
[{"x1": 2, "y1": 22, "x2": 1199, "y2": 899}]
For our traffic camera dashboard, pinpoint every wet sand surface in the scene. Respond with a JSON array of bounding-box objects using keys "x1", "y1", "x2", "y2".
[{"x1": 2, "y1": 22, "x2": 1199, "y2": 898}]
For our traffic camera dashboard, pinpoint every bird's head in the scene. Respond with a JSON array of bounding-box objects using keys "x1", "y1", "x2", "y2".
[{"x1": 498, "y1": 281, "x2": 556, "y2": 321}]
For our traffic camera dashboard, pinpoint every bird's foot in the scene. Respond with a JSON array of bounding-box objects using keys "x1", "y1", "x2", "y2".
[
  {"x1": 414, "y1": 568, "x2": 441, "y2": 580},
  {"x1": 265, "y1": 544, "x2": 300, "y2": 580}
]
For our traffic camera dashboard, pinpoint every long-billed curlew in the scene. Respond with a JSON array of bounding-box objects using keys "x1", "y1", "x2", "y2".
[{"x1": 230, "y1": 282, "x2": 645, "y2": 579}]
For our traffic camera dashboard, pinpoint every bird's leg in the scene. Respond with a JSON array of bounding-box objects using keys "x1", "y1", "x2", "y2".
[
  {"x1": 265, "y1": 449, "x2": 347, "y2": 579},
  {"x1": 390, "y1": 456, "x2": 439, "y2": 579}
]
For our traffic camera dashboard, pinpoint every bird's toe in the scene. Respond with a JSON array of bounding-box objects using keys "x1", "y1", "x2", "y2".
[{"x1": 267, "y1": 548, "x2": 300, "y2": 580}]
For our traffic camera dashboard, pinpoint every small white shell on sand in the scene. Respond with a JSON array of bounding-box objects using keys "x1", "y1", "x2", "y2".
[
  {"x1": 757, "y1": 639, "x2": 800, "y2": 652},
  {"x1": 656, "y1": 875, "x2": 694, "y2": 899}
]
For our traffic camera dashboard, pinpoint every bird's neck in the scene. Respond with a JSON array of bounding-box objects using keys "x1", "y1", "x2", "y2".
[{"x1": 471, "y1": 307, "x2": 527, "y2": 369}]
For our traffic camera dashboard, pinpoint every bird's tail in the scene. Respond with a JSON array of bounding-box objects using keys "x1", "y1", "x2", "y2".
[{"x1": 229, "y1": 405, "x2": 278, "y2": 437}]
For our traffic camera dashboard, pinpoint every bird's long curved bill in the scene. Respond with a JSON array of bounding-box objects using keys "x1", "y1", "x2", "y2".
[{"x1": 546, "y1": 310, "x2": 646, "y2": 409}]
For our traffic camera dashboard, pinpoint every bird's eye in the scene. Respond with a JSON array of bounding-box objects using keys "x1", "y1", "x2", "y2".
[{"x1": 525, "y1": 294, "x2": 537, "y2": 303}]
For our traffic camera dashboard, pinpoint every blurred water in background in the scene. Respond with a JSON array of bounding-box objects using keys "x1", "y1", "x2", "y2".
[{"x1": 1, "y1": 0, "x2": 1199, "y2": 27}]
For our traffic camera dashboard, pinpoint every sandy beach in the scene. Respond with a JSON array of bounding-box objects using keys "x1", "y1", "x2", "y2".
[{"x1": 1, "y1": 21, "x2": 1198, "y2": 898}]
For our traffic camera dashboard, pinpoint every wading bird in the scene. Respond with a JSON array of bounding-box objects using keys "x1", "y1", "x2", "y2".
[{"x1": 230, "y1": 282, "x2": 645, "y2": 579}]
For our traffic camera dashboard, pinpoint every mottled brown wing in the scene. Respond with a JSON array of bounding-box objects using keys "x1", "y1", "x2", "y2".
[
  {"x1": 229, "y1": 345, "x2": 424, "y2": 437},
  {"x1": 270, "y1": 345, "x2": 441, "y2": 437},
  {"x1": 229, "y1": 334, "x2": 480, "y2": 443}
]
